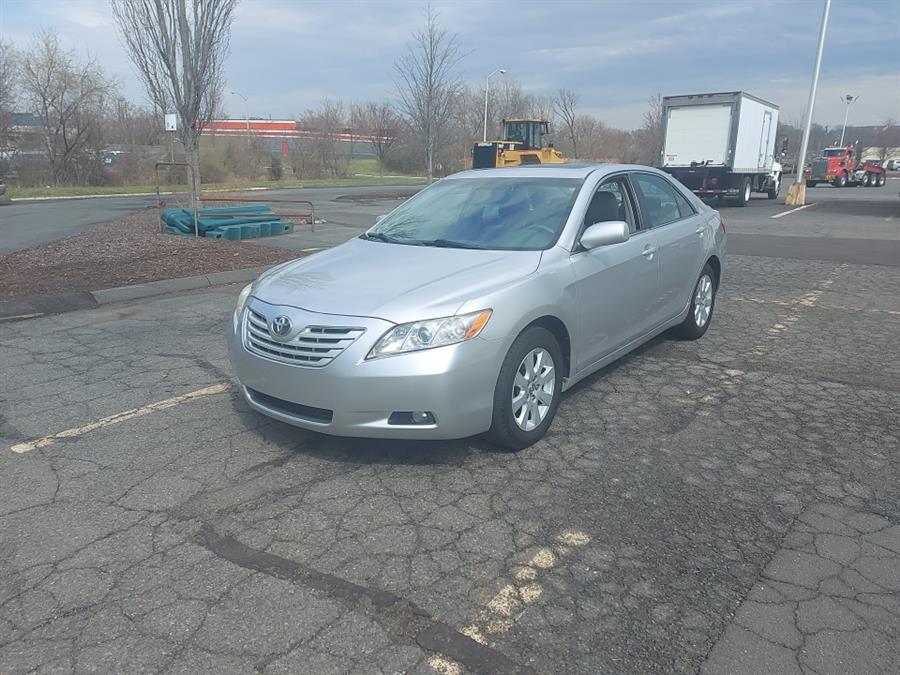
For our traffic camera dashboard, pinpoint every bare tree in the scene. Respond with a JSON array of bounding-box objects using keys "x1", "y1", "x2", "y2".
[
  {"x1": 111, "y1": 0, "x2": 238, "y2": 204},
  {"x1": 353, "y1": 102, "x2": 401, "y2": 177},
  {"x1": 20, "y1": 32, "x2": 114, "y2": 185},
  {"x1": 298, "y1": 99, "x2": 350, "y2": 179},
  {"x1": 632, "y1": 92, "x2": 664, "y2": 166},
  {"x1": 875, "y1": 118, "x2": 900, "y2": 163},
  {"x1": 0, "y1": 40, "x2": 16, "y2": 151},
  {"x1": 552, "y1": 88, "x2": 579, "y2": 158},
  {"x1": 394, "y1": 7, "x2": 463, "y2": 182}
]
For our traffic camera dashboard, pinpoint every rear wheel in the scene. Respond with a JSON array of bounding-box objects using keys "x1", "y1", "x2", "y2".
[
  {"x1": 736, "y1": 176, "x2": 752, "y2": 206},
  {"x1": 877, "y1": 173, "x2": 886, "y2": 187},
  {"x1": 673, "y1": 264, "x2": 717, "y2": 340},
  {"x1": 862, "y1": 173, "x2": 872, "y2": 187},
  {"x1": 488, "y1": 327, "x2": 563, "y2": 451}
]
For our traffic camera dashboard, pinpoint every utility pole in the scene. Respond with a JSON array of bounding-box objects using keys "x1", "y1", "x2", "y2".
[
  {"x1": 230, "y1": 90, "x2": 250, "y2": 146},
  {"x1": 483, "y1": 68, "x2": 507, "y2": 142},
  {"x1": 838, "y1": 94, "x2": 858, "y2": 147},
  {"x1": 787, "y1": 0, "x2": 831, "y2": 206}
]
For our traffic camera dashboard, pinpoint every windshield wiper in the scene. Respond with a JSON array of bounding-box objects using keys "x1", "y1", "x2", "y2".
[
  {"x1": 417, "y1": 238, "x2": 487, "y2": 249},
  {"x1": 360, "y1": 231, "x2": 397, "y2": 243}
]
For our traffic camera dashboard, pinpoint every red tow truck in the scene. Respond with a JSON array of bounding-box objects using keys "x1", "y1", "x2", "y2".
[{"x1": 804, "y1": 144, "x2": 886, "y2": 188}]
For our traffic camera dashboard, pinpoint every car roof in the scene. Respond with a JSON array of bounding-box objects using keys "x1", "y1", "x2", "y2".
[{"x1": 445, "y1": 163, "x2": 664, "y2": 180}]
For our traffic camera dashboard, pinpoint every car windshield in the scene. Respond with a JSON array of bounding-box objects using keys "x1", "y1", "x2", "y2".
[
  {"x1": 363, "y1": 177, "x2": 582, "y2": 250},
  {"x1": 822, "y1": 149, "x2": 845, "y2": 157}
]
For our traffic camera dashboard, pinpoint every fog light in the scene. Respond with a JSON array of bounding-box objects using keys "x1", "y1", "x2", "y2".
[
  {"x1": 412, "y1": 410, "x2": 434, "y2": 424},
  {"x1": 388, "y1": 411, "x2": 436, "y2": 425}
]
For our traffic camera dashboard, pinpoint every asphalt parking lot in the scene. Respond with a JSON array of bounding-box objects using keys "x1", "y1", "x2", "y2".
[{"x1": 1, "y1": 184, "x2": 898, "y2": 674}]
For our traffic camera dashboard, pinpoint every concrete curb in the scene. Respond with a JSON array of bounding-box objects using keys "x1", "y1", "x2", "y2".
[
  {"x1": 91, "y1": 266, "x2": 267, "y2": 304},
  {"x1": 0, "y1": 266, "x2": 268, "y2": 322}
]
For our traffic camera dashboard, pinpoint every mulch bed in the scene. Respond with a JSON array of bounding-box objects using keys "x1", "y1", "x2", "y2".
[{"x1": 0, "y1": 209, "x2": 299, "y2": 300}]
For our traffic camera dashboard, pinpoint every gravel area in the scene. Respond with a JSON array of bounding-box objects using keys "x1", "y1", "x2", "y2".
[{"x1": 0, "y1": 209, "x2": 298, "y2": 299}]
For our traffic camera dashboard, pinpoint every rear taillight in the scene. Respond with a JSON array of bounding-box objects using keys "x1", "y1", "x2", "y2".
[{"x1": 719, "y1": 216, "x2": 726, "y2": 233}]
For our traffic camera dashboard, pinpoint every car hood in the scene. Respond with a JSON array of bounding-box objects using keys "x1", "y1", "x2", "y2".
[{"x1": 252, "y1": 237, "x2": 543, "y2": 324}]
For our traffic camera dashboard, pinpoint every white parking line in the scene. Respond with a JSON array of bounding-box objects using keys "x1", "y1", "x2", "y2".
[
  {"x1": 9, "y1": 382, "x2": 231, "y2": 454},
  {"x1": 771, "y1": 203, "x2": 817, "y2": 219}
]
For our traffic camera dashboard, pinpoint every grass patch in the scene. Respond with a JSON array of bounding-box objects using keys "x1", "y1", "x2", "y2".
[{"x1": 8, "y1": 174, "x2": 426, "y2": 199}]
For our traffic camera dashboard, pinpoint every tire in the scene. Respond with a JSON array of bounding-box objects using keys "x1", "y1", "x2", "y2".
[
  {"x1": 806, "y1": 180, "x2": 817, "y2": 188},
  {"x1": 736, "y1": 176, "x2": 752, "y2": 206},
  {"x1": 834, "y1": 173, "x2": 847, "y2": 187},
  {"x1": 488, "y1": 326, "x2": 563, "y2": 451},
  {"x1": 877, "y1": 174, "x2": 886, "y2": 187},
  {"x1": 862, "y1": 173, "x2": 872, "y2": 187},
  {"x1": 673, "y1": 264, "x2": 717, "y2": 340},
  {"x1": 767, "y1": 173, "x2": 781, "y2": 199}
]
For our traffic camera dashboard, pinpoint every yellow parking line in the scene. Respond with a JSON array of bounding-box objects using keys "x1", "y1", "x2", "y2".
[
  {"x1": 10, "y1": 382, "x2": 231, "y2": 454},
  {"x1": 771, "y1": 203, "x2": 816, "y2": 219}
]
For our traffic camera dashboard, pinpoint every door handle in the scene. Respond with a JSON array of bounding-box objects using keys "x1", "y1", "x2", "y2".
[
  {"x1": 695, "y1": 226, "x2": 706, "y2": 236},
  {"x1": 641, "y1": 245, "x2": 657, "y2": 259}
]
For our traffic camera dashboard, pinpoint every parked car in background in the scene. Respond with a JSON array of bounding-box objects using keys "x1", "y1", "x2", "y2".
[
  {"x1": 228, "y1": 164, "x2": 726, "y2": 450},
  {"x1": 886, "y1": 159, "x2": 900, "y2": 171}
]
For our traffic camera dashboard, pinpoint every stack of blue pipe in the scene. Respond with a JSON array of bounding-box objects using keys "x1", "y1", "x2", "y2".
[{"x1": 161, "y1": 205, "x2": 294, "y2": 240}]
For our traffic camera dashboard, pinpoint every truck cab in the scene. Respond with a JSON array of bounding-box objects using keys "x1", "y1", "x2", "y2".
[{"x1": 805, "y1": 145, "x2": 886, "y2": 188}]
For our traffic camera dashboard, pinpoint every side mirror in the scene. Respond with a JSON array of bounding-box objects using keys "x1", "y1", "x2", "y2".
[
  {"x1": 375, "y1": 215, "x2": 386, "y2": 223},
  {"x1": 580, "y1": 221, "x2": 630, "y2": 249}
]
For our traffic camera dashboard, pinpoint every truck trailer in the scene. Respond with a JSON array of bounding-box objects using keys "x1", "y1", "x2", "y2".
[{"x1": 660, "y1": 92, "x2": 782, "y2": 206}]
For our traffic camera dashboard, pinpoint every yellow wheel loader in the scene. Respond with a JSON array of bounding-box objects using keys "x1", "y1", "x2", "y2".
[{"x1": 472, "y1": 118, "x2": 566, "y2": 169}]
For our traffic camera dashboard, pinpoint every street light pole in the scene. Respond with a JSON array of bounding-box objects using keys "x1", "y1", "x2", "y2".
[
  {"x1": 838, "y1": 94, "x2": 858, "y2": 147},
  {"x1": 787, "y1": 0, "x2": 831, "y2": 206},
  {"x1": 230, "y1": 90, "x2": 250, "y2": 146},
  {"x1": 483, "y1": 68, "x2": 507, "y2": 143}
]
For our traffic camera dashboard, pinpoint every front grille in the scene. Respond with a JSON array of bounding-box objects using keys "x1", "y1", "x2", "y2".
[
  {"x1": 811, "y1": 159, "x2": 828, "y2": 177},
  {"x1": 246, "y1": 388, "x2": 333, "y2": 423},
  {"x1": 244, "y1": 309, "x2": 365, "y2": 367}
]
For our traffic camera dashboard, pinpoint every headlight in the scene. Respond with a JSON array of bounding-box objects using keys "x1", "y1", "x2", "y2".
[
  {"x1": 367, "y1": 309, "x2": 492, "y2": 359},
  {"x1": 234, "y1": 283, "x2": 252, "y2": 318}
]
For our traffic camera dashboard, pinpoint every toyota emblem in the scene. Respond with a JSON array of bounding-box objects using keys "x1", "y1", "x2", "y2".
[{"x1": 271, "y1": 315, "x2": 292, "y2": 338}]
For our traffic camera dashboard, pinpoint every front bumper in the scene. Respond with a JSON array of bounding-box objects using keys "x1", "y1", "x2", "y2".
[{"x1": 228, "y1": 299, "x2": 503, "y2": 439}]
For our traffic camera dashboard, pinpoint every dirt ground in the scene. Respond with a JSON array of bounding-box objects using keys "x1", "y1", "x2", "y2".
[{"x1": 0, "y1": 209, "x2": 299, "y2": 299}]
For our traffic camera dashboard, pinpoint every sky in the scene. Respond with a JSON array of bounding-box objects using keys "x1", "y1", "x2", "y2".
[{"x1": 2, "y1": 0, "x2": 899, "y2": 131}]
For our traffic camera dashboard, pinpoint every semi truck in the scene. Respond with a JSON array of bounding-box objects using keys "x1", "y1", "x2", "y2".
[
  {"x1": 660, "y1": 92, "x2": 782, "y2": 206},
  {"x1": 804, "y1": 145, "x2": 886, "y2": 188}
]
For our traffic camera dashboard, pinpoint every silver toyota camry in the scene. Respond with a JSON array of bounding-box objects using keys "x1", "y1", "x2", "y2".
[{"x1": 228, "y1": 164, "x2": 726, "y2": 450}]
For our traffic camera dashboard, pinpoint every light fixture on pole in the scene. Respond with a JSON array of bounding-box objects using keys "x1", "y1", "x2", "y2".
[
  {"x1": 787, "y1": 0, "x2": 831, "y2": 206},
  {"x1": 483, "y1": 68, "x2": 507, "y2": 143},
  {"x1": 838, "y1": 94, "x2": 858, "y2": 147},
  {"x1": 230, "y1": 90, "x2": 250, "y2": 145}
]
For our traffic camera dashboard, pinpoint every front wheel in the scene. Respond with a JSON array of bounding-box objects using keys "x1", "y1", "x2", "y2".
[
  {"x1": 673, "y1": 264, "x2": 717, "y2": 340},
  {"x1": 767, "y1": 174, "x2": 781, "y2": 199},
  {"x1": 834, "y1": 173, "x2": 847, "y2": 187},
  {"x1": 488, "y1": 327, "x2": 563, "y2": 451},
  {"x1": 806, "y1": 180, "x2": 817, "y2": 188}
]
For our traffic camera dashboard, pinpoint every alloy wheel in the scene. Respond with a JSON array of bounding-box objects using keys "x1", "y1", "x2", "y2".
[
  {"x1": 694, "y1": 274, "x2": 714, "y2": 328},
  {"x1": 512, "y1": 347, "x2": 555, "y2": 431}
]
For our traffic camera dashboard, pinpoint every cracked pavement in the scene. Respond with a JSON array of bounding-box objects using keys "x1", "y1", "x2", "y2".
[{"x1": 0, "y1": 250, "x2": 898, "y2": 674}]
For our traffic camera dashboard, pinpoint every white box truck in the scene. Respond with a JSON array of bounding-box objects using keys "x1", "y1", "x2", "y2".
[{"x1": 660, "y1": 92, "x2": 783, "y2": 206}]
